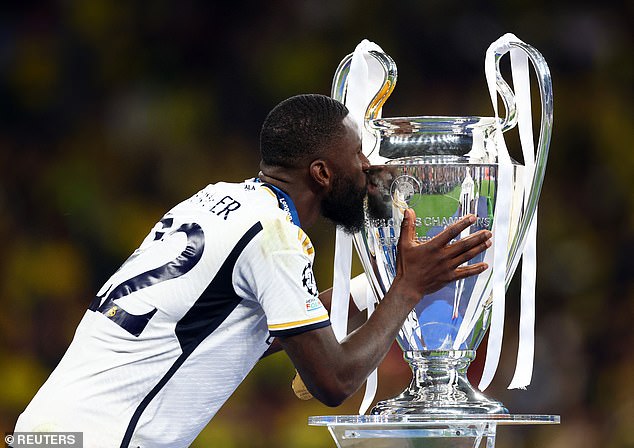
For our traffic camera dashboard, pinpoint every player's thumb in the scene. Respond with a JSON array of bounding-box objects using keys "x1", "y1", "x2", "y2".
[{"x1": 398, "y1": 209, "x2": 416, "y2": 248}]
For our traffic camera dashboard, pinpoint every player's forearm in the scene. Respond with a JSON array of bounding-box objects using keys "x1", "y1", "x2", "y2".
[
  {"x1": 319, "y1": 282, "x2": 417, "y2": 402},
  {"x1": 286, "y1": 280, "x2": 417, "y2": 407}
]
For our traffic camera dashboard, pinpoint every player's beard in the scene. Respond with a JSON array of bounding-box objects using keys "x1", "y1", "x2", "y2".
[{"x1": 321, "y1": 173, "x2": 367, "y2": 234}]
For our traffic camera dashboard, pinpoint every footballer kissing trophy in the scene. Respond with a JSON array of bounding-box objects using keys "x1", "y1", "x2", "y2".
[{"x1": 332, "y1": 34, "x2": 553, "y2": 418}]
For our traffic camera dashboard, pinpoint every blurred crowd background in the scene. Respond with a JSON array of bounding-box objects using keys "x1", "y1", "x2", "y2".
[{"x1": 0, "y1": 1, "x2": 632, "y2": 447}]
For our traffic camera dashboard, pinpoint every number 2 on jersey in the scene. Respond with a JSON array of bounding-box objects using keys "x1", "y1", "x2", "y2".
[{"x1": 88, "y1": 218, "x2": 205, "y2": 336}]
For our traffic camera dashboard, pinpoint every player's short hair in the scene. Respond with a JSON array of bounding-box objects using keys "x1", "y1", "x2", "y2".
[{"x1": 260, "y1": 94, "x2": 349, "y2": 168}]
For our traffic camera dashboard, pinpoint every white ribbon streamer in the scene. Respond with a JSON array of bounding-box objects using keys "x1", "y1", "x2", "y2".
[
  {"x1": 331, "y1": 228, "x2": 353, "y2": 342},
  {"x1": 478, "y1": 34, "x2": 515, "y2": 391},
  {"x1": 508, "y1": 46, "x2": 537, "y2": 389},
  {"x1": 478, "y1": 33, "x2": 539, "y2": 391},
  {"x1": 358, "y1": 287, "x2": 378, "y2": 415}
]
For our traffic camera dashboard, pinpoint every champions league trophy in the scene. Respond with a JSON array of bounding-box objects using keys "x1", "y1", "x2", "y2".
[{"x1": 310, "y1": 34, "x2": 559, "y2": 447}]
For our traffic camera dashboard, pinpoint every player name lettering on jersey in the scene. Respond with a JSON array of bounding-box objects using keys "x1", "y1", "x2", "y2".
[
  {"x1": 210, "y1": 195, "x2": 241, "y2": 220},
  {"x1": 189, "y1": 188, "x2": 241, "y2": 220}
]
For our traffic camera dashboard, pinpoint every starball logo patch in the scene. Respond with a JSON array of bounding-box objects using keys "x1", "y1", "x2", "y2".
[{"x1": 302, "y1": 263, "x2": 319, "y2": 311}]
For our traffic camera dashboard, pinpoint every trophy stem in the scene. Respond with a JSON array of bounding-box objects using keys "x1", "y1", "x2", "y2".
[{"x1": 371, "y1": 350, "x2": 509, "y2": 415}]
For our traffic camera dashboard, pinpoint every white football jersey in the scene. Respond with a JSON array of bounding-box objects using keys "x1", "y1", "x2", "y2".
[{"x1": 14, "y1": 179, "x2": 330, "y2": 448}]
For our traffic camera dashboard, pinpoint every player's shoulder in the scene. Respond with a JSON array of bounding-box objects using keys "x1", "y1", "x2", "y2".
[
  {"x1": 257, "y1": 214, "x2": 314, "y2": 258},
  {"x1": 253, "y1": 181, "x2": 314, "y2": 257}
]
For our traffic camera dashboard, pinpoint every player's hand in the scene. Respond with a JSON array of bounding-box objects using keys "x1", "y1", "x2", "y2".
[{"x1": 393, "y1": 209, "x2": 492, "y2": 306}]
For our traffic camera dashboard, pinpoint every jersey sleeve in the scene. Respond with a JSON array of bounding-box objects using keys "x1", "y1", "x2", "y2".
[{"x1": 233, "y1": 217, "x2": 330, "y2": 337}]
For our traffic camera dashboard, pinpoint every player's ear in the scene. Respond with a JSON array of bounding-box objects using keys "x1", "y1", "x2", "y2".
[{"x1": 309, "y1": 159, "x2": 332, "y2": 189}]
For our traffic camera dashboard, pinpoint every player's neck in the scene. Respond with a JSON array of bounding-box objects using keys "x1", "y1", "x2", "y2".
[{"x1": 258, "y1": 166, "x2": 322, "y2": 229}]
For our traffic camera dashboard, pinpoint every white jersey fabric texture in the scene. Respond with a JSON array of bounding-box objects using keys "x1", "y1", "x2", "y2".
[{"x1": 14, "y1": 179, "x2": 330, "y2": 448}]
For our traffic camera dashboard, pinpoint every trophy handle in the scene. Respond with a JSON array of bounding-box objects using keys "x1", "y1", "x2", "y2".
[
  {"x1": 501, "y1": 41, "x2": 554, "y2": 285},
  {"x1": 492, "y1": 54, "x2": 518, "y2": 133},
  {"x1": 330, "y1": 50, "x2": 398, "y2": 122},
  {"x1": 331, "y1": 48, "x2": 398, "y2": 308}
]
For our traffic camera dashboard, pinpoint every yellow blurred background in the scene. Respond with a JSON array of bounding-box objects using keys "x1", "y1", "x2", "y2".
[{"x1": 0, "y1": 1, "x2": 632, "y2": 447}]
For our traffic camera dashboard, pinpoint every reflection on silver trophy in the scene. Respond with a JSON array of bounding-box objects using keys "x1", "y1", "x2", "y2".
[{"x1": 332, "y1": 36, "x2": 553, "y2": 415}]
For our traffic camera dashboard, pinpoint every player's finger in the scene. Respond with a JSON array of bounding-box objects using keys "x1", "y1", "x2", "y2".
[
  {"x1": 429, "y1": 215, "x2": 476, "y2": 247},
  {"x1": 454, "y1": 262, "x2": 489, "y2": 280},
  {"x1": 445, "y1": 229, "x2": 492, "y2": 259},
  {"x1": 450, "y1": 238, "x2": 492, "y2": 268},
  {"x1": 397, "y1": 209, "x2": 417, "y2": 248}
]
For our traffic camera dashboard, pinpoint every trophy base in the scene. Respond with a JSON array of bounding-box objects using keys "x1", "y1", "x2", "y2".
[
  {"x1": 308, "y1": 414, "x2": 560, "y2": 448},
  {"x1": 371, "y1": 350, "x2": 508, "y2": 416}
]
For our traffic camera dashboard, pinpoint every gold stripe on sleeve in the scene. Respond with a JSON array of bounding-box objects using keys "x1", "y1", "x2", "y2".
[{"x1": 268, "y1": 313, "x2": 329, "y2": 330}]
